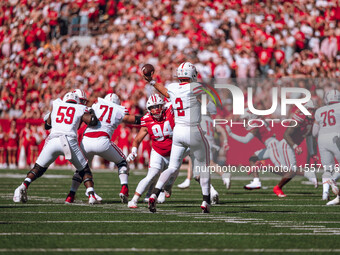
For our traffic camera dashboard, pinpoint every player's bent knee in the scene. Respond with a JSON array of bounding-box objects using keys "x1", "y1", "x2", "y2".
[
  {"x1": 28, "y1": 163, "x2": 48, "y2": 178},
  {"x1": 78, "y1": 164, "x2": 93, "y2": 180},
  {"x1": 117, "y1": 160, "x2": 129, "y2": 175},
  {"x1": 72, "y1": 172, "x2": 82, "y2": 183}
]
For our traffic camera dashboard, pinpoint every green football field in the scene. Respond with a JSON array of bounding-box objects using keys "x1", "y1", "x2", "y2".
[{"x1": 1, "y1": 168, "x2": 340, "y2": 254}]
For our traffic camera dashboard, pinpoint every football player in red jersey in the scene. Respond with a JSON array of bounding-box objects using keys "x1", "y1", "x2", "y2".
[
  {"x1": 7, "y1": 120, "x2": 18, "y2": 169},
  {"x1": 273, "y1": 101, "x2": 318, "y2": 197},
  {"x1": 226, "y1": 108, "x2": 282, "y2": 190},
  {"x1": 127, "y1": 94, "x2": 178, "y2": 208},
  {"x1": 0, "y1": 125, "x2": 7, "y2": 168}
]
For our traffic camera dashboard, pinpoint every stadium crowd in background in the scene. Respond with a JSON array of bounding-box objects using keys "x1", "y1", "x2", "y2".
[{"x1": 0, "y1": 0, "x2": 340, "y2": 167}]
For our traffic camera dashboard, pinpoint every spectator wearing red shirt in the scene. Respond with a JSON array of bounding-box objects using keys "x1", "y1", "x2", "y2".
[
  {"x1": 0, "y1": 125, "x2": 7, "y2": 168},
  {"x1": 7, "y1": 120, "x2": 18, "y2": 169}
]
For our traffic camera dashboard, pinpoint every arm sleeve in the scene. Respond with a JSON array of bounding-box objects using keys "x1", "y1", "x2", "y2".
[{"x1": 229, "y1": 132, "x2": 255, "y2": 144}]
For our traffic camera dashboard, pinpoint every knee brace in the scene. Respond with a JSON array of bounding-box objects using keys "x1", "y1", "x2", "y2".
[
  {"x1": 117, "y1": 160, "x2": 129, "y2": 175},
  {"x1": 249, "y1": 156, "x2": 259, "y2": 164},
  {"x1": 72, "y1": 172, "x2": 82, "y2": 183},
  {"x1": 28, "y1": 163, "x2": 48, "y2": 178},
  {"x1": 78, "y1": 164, "x2": 93, "y2": 183}
]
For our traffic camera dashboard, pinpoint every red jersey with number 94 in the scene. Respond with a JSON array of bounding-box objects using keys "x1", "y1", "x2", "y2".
[
  {"x1": 141, "y1": 104, "x2": 175, "y2": 157},
  {"x1": 50, "y1": 99, "x2": 89, "y2": 137}
]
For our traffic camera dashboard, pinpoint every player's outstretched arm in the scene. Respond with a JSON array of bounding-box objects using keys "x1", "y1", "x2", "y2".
[
  {"x1": 143, "y1": 75, "x2": 169, "y2": 98},
  {"x1": 283, "y1": 125, "x2": 297, "y2": 148},
  {"x1": 123, "y1": 115, "x2": 142, "y2": 125},
  {"x1": 126, "y1": 127, "x2": 148, "y2": 162},
  {"x1": 225, "y1": 125, "x2": 255, "y2": 144},
  {"x1": 284, "y1": 123, "x2": 303, "y2": 155}
]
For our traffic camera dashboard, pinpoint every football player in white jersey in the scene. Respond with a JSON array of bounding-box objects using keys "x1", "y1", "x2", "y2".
[
  {"x1": 13, "y1": 92, "x2": 99, "y2": 204},
  {"x1": 312, "y1": 90, "x2": 340, "y2": 204},
  {"x1": 177, "y1": 101, "x2": 230, "y2": 196},
  {"x1": 64, "y1": 93, "x2": 142, "y2": 204},
  {"x1": 144, "y1": 62, "x2": 211, "y2": 213}
]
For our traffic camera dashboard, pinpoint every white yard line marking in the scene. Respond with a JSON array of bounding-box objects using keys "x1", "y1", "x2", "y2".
[
  {"x1": 0, "y1": 220, "x2": 218, "y2": 224},
  {"x1": 0, "y1": 232, "x2": 339, "y2": 236},
  {"x1": 0, "y1": 174, "x2": 70, "y2": 179},
  {"x1": 0, "y1": 248, "x2": 340, "y2": 253}
]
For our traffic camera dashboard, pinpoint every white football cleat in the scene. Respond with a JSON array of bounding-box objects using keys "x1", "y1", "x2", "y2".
[
  {"x1": 177, "y1": 179, "x2": 190, "y2": 189},
  {"x1": 244, "y1": 180, "x2": 261, "y2": 190},
  {"x1": 326, "y1": 179, "x2": 339, "y2": 195},
  {"x1": 210, "y1": 187, "x2": 219, "y2": 205},
  {"x1": 327, "y1": 196, "x2": 340, "y2": 206},
  {"x1": 94, "y1": 193, "x2": 103, "y2": 202},
  {"x1": 157, "y1": 192, "x2": 166, "y2": 204},
  {"x1": 85, "y1": 190, "x2": 103, "y2": 202},
  {"x1": 304, "y1": 171, "x2": 318, "y2": 188},
  {"x1": 88, "y1": 194, "x2": 99, "y2": 205},
  {"x1": 223, "y1": 178, "x2": 231, "y2": 189},
  {"x1": 13, "y1": 184, "x2": 27, "y2": 203},
  {"x1": 128, "y1": 200, "x2": 138, "y2": 208},
  {"x1": 201, "y1": 201, "x2": 210, "y2": 213},
  {"x1": 143, "y1": 197, "x2": 149, "y2": 203}
]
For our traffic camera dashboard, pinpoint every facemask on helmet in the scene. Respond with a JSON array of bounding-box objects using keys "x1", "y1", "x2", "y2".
[
  {"x1": 146, "y1": 94, "x2": 164, "y2": 119},
  {"x1": 324, "y1": 90, "x2": 340, "y2": 105},
  {"x1": 73, "y1": 89, "x2": 88, "y2": 105},
  {"x1": 63, "y1": 92, "x2": 79, "y2": 104}
]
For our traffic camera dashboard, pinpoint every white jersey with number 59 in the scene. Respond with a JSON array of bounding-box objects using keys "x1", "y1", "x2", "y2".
[
  {"x1": 167, "y1": 82, "x2": 204, "y2": 126},
  {"x1": 84, "y1": 97, "x2": 127, "y2": 139},
  {"x1": 50, "y1": 99, "x2": 88, "y2": 137},
  {"x1": 315, "y1": 103, "x2": 340, "y2": 135}
]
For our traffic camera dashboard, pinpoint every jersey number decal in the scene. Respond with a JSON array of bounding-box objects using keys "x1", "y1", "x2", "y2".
[
  {"x1": 99, "y1": 105, "x2": 114, "y2": 124},
  {"x1": 321, "y1": 109, "x2": 336, "y2": 127},
  {"x1": 152, "y1": 121, "x2": 173, "y2": 141},
  {"x1": 56, "y1": 106, "x2": 75, "y2": 124},
  {"x1": 175, "y1": 98, "x2": 185, "y2": 116}
]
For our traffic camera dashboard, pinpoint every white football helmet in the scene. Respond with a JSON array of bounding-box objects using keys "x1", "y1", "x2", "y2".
[
  {"x1": 63, "y1": 92, "x2": 79, "y2": 104},
  {"x1": 324, "y1": 90, "x2": 340, "y2": 105},
  {"x1": 176, "y1": 62, "x2": 198, "y2": 82},
  {"x1": 207, "y1": 101, "x2": 217, "y2": 116},
  {"x1": 146, "y1": 94, "x2": 164, "y2": 119},
  {"x1": 73, "y1": 89, "x2": 88, "y2": 105},
  {"x1": 240, "y1": 108, "x2": 257, "y2": 120},
  {"x1": 104, "y1": 93, "x2": 120, "y2": 105}
]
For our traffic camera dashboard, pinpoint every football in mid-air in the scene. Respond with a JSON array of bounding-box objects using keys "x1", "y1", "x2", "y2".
[{"x1": 142, "y1": 64, "x2": 154, "y2": 77}]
